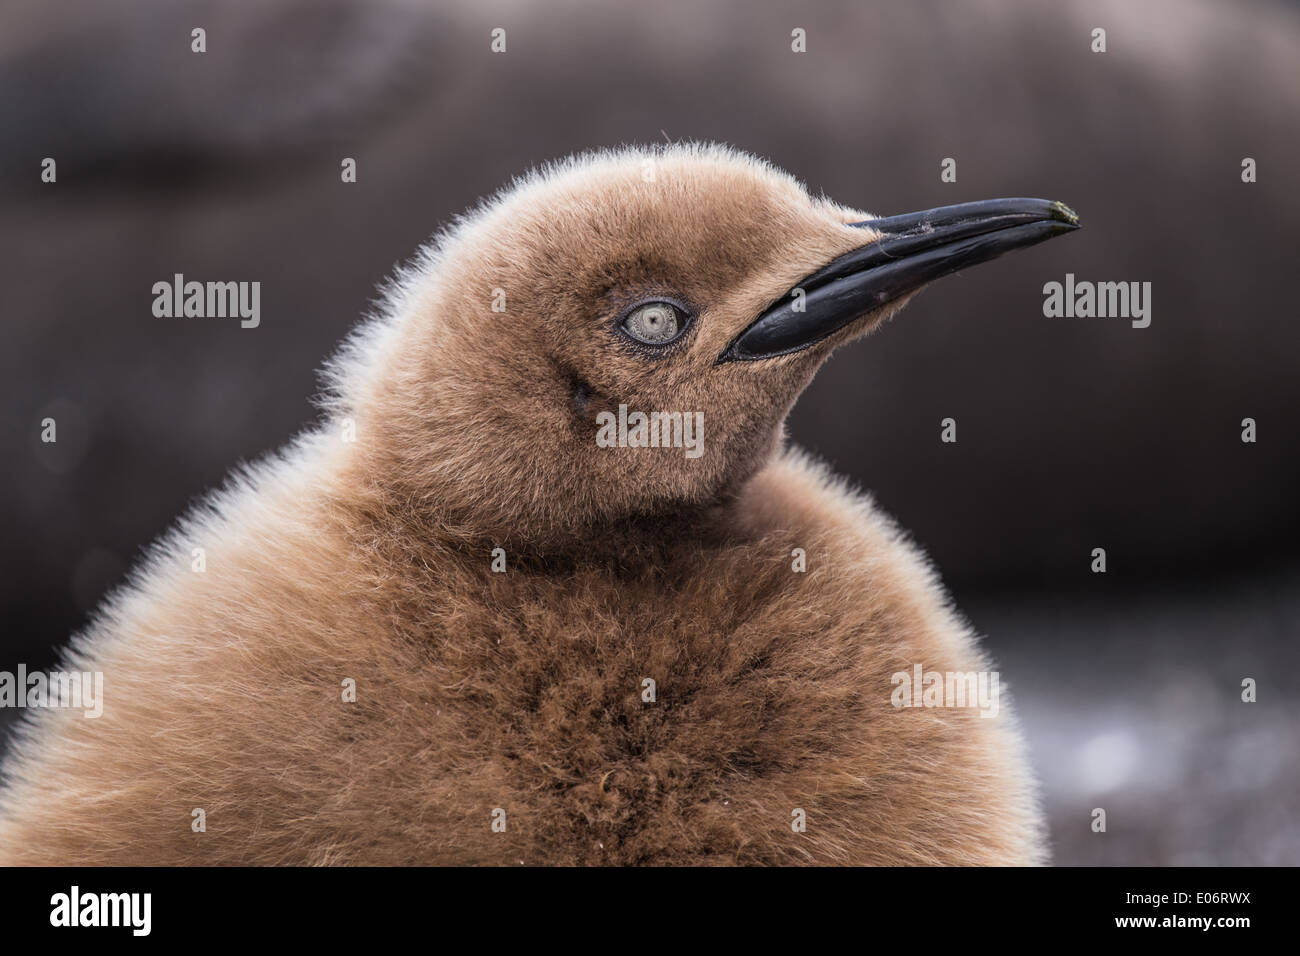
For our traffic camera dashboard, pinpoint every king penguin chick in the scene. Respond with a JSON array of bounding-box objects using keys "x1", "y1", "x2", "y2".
[{"x1": 0, "y1": 144, "x2": 1078, "y2": 866}]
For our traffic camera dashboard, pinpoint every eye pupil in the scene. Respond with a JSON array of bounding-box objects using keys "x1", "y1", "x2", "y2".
[{"x1": 623, "y1": 301, "x2": 683, "y2": 345}]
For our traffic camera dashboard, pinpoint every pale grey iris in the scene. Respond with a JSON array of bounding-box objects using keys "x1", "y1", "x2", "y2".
[{"x1": 623, "y1": 302, "x2": 681, "y2": 344}]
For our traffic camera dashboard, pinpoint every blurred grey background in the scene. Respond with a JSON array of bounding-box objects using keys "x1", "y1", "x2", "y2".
[{"x1": 1, "y1": 0, "x2": 1297, "y2": 865}]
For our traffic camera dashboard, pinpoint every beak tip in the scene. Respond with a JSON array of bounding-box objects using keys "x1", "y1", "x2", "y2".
[{"x1": 1051, "y1": 200, "x2": 1081, "y2": 228}]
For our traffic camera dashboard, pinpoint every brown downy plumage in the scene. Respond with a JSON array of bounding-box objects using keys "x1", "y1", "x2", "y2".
[{"x1": 0, "y1": 144, "x2": 1077, "y2": 865}]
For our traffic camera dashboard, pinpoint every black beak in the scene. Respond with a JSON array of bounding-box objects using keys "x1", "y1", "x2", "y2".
[{"x1": 717, "y1": 197, "x2": 1080, "y2": 363}]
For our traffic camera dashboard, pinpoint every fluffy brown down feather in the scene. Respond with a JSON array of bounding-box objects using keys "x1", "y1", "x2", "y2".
[{"x1": 0, "y1": 144, "x2": 1044, "y2": 864}]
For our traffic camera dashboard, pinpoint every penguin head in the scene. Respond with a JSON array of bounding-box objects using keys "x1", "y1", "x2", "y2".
[{"x1": 344, "y1": 144, "x2": 1077, "y2": 547}]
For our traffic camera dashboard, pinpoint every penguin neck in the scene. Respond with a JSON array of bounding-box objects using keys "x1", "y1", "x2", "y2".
[
  {"x1": 392, "y1": 498, "x2": 736, "y2": 573},
  {"x1": 332, "y1": 441, "x2": 746, "y2": 576}
]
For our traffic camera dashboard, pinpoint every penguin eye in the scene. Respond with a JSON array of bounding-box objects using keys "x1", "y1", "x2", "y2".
[{"x1": 620, "y1": 300, "x2": 687, "y2": 346}]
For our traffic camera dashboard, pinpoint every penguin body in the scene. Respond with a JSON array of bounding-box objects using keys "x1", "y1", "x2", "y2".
[{"x1": 0, "y1": 145, "x2": 1070, "y2": 865}]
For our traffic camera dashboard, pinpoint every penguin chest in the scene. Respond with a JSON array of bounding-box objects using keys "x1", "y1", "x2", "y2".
[{"x1": 422, "y1": 563, "x2": 876, "y2": 863}]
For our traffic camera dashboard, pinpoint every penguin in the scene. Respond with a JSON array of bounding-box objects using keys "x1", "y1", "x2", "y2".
[{"x1": 0, "y1": 144, "x2": 1077, "y2": 865}]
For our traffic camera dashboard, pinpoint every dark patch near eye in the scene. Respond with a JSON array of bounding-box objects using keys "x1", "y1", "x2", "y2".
[
  {"x1": 571, "y1": 376, "x2": 593, "y2": 416},
  {"x1": 552, "y1": 355, "x2": 601, "y2": 424}
]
